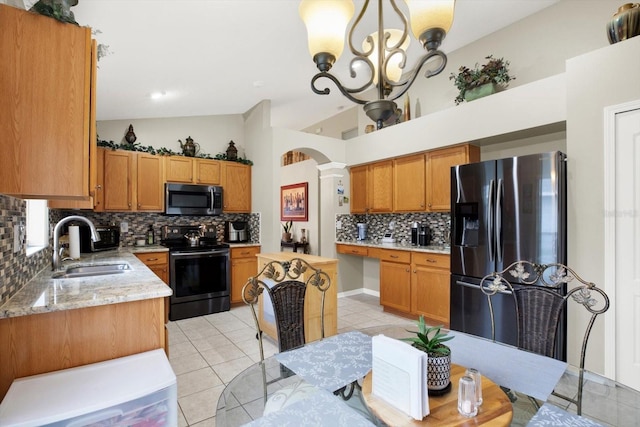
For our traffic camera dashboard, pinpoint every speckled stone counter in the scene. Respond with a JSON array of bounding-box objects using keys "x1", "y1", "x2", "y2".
[
  {"x1": 335, "y1": 240, "x2": 450, "y2": 255},
  {"x1": 0, "y1": 249, "x2": 171, "y2": 319}
]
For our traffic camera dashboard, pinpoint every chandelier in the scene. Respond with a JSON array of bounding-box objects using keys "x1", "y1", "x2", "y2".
[{"x1": 299, "y1": 0, "x2": 455, "y2": 129}]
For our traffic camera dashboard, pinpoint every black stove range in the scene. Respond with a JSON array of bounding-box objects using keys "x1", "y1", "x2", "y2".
[{"x1": 161, "y1": 225, "x2": 230, "y2": 321}]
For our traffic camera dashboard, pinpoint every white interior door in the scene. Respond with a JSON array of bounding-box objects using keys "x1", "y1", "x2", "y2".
[{"x1": 612, "y1": 106, "x2": 640, "y2": 390}]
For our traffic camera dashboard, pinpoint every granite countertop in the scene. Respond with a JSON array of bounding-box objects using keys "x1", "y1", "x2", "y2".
[
  {"x1": 227, "y1": 242, "x2": 261, "y2": 248},
  {"x1": 335, "y1": 240, "x2": 450, "y2": 255},
  {"x1": 0, "y1": 249, "x2": 172, "y2": 320},
  {"x1": 127, "y1": 244, "x2": 169, "y2": 254}
]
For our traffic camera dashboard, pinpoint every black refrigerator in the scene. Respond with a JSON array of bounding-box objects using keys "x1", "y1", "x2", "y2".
[{"x1": 449, "y1": 151, "x2": 567, "y2": 361}]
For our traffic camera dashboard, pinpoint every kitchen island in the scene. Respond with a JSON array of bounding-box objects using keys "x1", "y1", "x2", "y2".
[{"x1": 0, "y1": 249, "x2": 171, "y2": 400}]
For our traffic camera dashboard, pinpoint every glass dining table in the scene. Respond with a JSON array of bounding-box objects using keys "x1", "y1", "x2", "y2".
[{"x1": 215, "y1": 325, "x2": 640, "y2": 426}]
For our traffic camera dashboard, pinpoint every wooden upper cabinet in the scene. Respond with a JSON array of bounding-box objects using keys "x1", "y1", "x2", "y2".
[
  {"x1": 350, "y1": 165, "x2": 369, "y2": 214},
  {"x1": 103, "y1": 150, "x2": 134, "y2": 211},
  {"x1": 426, "y1": 144, "x2": 480, "y2": 211},
  {"x1": 221, "y1": 162, "x2": 251, "y2": 213},
  {"x1": 136, "y1": 153, "x2": 164, "y2": 211},
  {"x1": 194, "y1": 159, "x2": 221, "y2": 185},
  {"x1": 369, "y1": 160, "x2": 393, "y2": 213},
  {"x1": 0, "y1": 5, "x2": 95, "y2": 198},
  {"x1": 164, "y1": 156, "x2": 194, "y2": 183},
  {"x1": 394, "y1": 153, "x2": 426, "y2": 212}
]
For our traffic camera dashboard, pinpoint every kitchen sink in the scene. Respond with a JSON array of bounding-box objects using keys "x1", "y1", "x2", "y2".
[{"x1": 52, "y1": 263, "x2": 132, "y2": 279}]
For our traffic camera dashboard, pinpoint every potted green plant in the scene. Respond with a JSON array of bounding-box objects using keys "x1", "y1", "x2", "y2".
[
  {"x1": 449, "y1": 55, "x2": 515, "y2": 105},
  {"x1": 401, "y1": 315, "x2": 454, "y2": 392},
  {"x1": 281, "y1": 221, "x2": 293, "y2": 242}
]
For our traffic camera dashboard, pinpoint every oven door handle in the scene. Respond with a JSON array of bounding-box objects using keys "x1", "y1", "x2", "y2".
[{"x1": 171, "y1": 250, "x2": 228, "y2": 257}]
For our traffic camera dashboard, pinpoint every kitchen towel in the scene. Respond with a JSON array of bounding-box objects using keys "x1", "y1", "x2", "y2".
[{"x1": 68, "y1": 226, "x2": 80, "y2": 259}]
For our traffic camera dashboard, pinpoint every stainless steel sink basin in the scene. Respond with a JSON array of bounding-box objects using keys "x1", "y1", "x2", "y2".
[{"x1": 52, "y1": 263, "x2": 131, "y2": 279}]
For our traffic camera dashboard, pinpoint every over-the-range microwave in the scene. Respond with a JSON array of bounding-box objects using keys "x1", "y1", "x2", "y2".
[{"x1": 165, "y1": 183, "x2": 223, "y2": 216}]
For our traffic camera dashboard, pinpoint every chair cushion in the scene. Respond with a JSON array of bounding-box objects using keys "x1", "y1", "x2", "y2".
[
  {"x1": 527, "y1": 402, "x2": 604, "y2": 426},
  {"x1": 263, "y1": 380, "x2": 318, "y2": 415}
]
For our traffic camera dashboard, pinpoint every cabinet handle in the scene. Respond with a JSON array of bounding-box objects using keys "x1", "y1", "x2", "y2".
[
  {"x1": 413, "y1": 270, "x2": 417, "y2": 273},
  {"x1": 96, "y1": 184, "x2": 102, "y2": 190},
  {"x1": 426, "y1": 259, "x2": 436, "y2": 263},
  {"x1": 405, "y1": 268, "x2": 410, "y2": 272},
  {"x1": 390, "y1": 255, "x2": 399, "y2": 259},
  {"x1": 241, "y1": 251, "x2": 250, "y2": 255},
  {"x1": 128, "y1": 203, "x2": 131, "y2": 207},
  {"x1": 146, "y1": 258, "x2": 158, "y2": 261}
]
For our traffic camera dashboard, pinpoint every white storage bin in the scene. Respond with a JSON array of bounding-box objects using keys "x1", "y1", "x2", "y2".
[{"x1": 0, "y1": 349, "x2": 177, "y2": 427}]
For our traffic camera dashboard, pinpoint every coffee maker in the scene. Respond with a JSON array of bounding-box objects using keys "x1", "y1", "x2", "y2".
[
  {"x1": 357, "y1": 223, "x2": 368, "y2": 241},
  {"x1": 418, "y1": 223, "x2": 431, "y2": 246}
]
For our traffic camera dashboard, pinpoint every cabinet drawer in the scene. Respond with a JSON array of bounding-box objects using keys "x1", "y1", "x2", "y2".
[
  {"x1": 135, "y1": 251, "x2": 168, "y2": 266},
  {"x1": 370, "y1": 248, "x2": 411, "y2": 263},
  {"x1": 336, "y1": 244, "x2": 368, "y2": 256},
  {"x1": 231, "y1": 246, "x2": 261, "y2": 259},
  {"x1": 411, "y1": 252, "x2": 450, "y2": 269}
]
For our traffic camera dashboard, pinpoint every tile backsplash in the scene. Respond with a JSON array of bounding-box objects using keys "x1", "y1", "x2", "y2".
[
  {"x1": 50, "y1": 211, "x2": 261, "y2": 247},
  {"x1": 336, "y1": 212, "x2": 451, "y2": 246},
  {"x1": 0, "y1": 195, "x2": 51, "y2": 305}
]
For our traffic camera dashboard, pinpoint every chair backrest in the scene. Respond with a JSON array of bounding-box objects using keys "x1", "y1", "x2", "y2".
[
  {"x1": 242, "y1": 258, "x2": 331, "y2": 361},
  {"x1": 480, "y1": 261, "x2": 610, "y2": 415}
]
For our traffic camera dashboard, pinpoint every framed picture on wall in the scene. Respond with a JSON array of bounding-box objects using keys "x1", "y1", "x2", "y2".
[{"x1": 281, "y1": 182, "x2": 308, "y2": 221}]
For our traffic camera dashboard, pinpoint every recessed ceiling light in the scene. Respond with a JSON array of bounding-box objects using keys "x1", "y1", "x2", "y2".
[
  {"x1": 253, "y1": 81, "x2": 264, "y2": 88},
  {"x1": 150, "y1": 91, "x2": 167, "y2": 100}
]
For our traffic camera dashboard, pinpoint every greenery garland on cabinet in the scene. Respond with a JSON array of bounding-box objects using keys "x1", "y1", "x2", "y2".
[{"x1": 97, "y1": 138, "x2": 253, "y2": 165}]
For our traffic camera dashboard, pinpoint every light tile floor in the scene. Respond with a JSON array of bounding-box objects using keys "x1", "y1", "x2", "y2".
[{"x1": 168, "y1": 293, "x2": 410, "y2": 426}]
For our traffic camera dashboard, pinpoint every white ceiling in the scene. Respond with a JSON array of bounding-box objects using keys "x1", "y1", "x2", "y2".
[{"x1": 72, "y1": 0, "x2": 558, "y2": 131}]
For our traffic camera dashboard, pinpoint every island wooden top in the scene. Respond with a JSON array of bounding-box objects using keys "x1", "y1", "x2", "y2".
[
  {"x1": 362, "y1": 364, "x2": 513, "y2": 426},
  {"x1": 257, "y1": 252, "x2": 338, "y2": 266}
]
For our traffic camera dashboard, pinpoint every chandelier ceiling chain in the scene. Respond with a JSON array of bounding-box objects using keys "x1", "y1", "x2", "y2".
[{"x1": 300, "y1": 0, "x2": 455, "y2": 129}]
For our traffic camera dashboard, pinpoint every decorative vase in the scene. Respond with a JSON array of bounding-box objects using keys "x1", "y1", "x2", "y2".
[
  {"x1": 464, "y1": 83, "x2": 499, "y2": 102},
  {"x1": 607, "y1": 3, "x2": 640, "y2": 44},
  {"x1": 124, "y1": 124, "x2": 137, "y2": 144},
  {"x1": 427, "y1": 350, "x2": 451, "y2": 392}
]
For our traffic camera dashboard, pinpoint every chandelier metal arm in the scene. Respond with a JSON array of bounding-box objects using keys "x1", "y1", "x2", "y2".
[
  {"x1": 310, "y1": 72, "x2": 368, "y2": 105},
  {"x1": 384, "y1": 49, "x2": 448, "y2": 102}
]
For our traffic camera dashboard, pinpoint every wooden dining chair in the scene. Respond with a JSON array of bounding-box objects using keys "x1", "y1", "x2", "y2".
[
  {"x1": 242, "y1": 257, "x2": 331, "y2": 404},
  {"x1": 480, "y1": 261, "x2": 610, "y2": 416}
]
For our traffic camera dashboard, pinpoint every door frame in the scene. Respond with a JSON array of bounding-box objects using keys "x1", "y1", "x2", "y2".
[{"x1": 603, "y1": 99, "x2": 640, "y2": 379}]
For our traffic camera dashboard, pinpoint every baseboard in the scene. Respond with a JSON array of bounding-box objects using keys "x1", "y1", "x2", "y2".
[{"x1": 337, "y1": 288, "x2": 380, "y2": 299}]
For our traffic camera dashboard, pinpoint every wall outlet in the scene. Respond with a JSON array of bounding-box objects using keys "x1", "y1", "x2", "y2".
[
  {"x1": 120, "y1": 221, "x2": 129, "y2": 233},
  {"x1": 336, "y1": 220, "x2": 342, "y2": 230}
]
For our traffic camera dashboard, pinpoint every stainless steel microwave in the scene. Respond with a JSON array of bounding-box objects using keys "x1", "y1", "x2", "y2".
[{"x1": 165, "y1": 183, "x2": 223, "y2": 216}]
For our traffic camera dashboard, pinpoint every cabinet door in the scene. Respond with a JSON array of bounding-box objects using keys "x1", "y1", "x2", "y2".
[
  {"x1": 222, "y1": 162, "x2": 251, "y2": 213},
  {"x1": 379, "y1": 260, "x2": 411, "y2": 313},
  {"x1": 103, "y1": 150, "x2": 133, "y2": 211},
  {"x1": 0, "y1": 5, "x2": 93, "y2": 198},
  {"x1": 136, "y1": 153, "x2": 164, "y2": 211},
  {"x1": 231, "y1": 255, "x2": 258, "y2": 304},
  {"x1": 164, "y1": 156, "x2": 194, "y2": 183},
  {"x1": 412, "y1": 266, "x2": 450, "y2": 325},
  {"x1": 195, "y1": 159, "x2": 221, "y2": 185},
  {"x1": 369, "y1": 160, "x2": 393, "y2": 213},
  {"x1": 394, "y1": 154, "x2": 426, "y2": 212},
  {"x1": 135, "y1": 252, "x2": 169, "y2": 285},
  {"x1": 427, "y1": 145, "x2": 480, "y2": 211},
  {"x1": 350, "y1": 165, "x2": 369, "y2": 213}
]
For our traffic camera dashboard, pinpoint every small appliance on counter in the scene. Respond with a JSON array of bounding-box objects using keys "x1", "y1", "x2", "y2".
[
  {"x1": 225, "y1": 221, "x2": 249, "y2": 243},
  {"x1": 411, "y1": 222, "x2": 419, "y2": 245},
  {"x1": 418, "y1": 223, "x2": 431, "y2": 246},
  {"x1": 381, "y1": 221, "x2": 396, "y2": 243},
  {"x1": 79, "y1": 224, "x2": 120, "y2": 253},
  {"x1": 357, "y1": 223, "x2": 368, "y2": 241}
]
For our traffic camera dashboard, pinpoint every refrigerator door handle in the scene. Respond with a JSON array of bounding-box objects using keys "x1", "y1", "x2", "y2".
[
  {"x1": 496, "y1": 178, "x2": 504, "y2": 263},
  {"x1": 488, "y1": 179, "x2": 495, "y2": 263}
]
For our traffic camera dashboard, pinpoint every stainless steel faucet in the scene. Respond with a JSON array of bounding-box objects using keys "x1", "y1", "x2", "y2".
[{"x1": 52, "y1": 215, "x2": 100, "y2": 271}]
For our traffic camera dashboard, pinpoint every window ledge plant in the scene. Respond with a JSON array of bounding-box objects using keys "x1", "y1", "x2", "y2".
[{"x1": 449, "y1": 55, "x2": 515, "y2": 105}]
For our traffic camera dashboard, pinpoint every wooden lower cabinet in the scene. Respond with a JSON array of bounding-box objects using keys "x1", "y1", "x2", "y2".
[
  {"x1": 0, "y1": 298, "x2": 166, "y2": 401},
  {"x1": 135, "y1": 251, "x2": 169, "y2": 285},
  {"x1": 411, "y1": 252, "x2": 451, "y2": 326},
  {"x1": 379, "y1": 259, "x2": 412, "y2": 313},
  {"x1": 230, "y1": 246, "x2": 261, "y2": 304}
]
